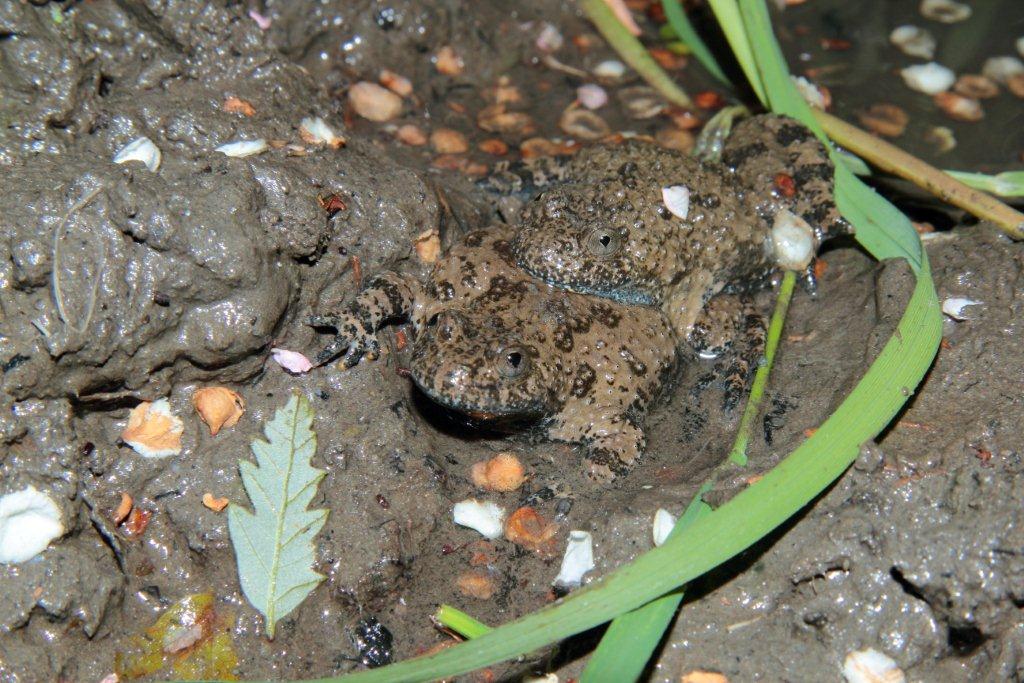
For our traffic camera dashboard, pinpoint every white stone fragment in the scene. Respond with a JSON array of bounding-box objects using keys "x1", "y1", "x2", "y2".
[
  {"x1": 299, "y1": 117, "x2": 345, "y2": 148},
  {"x1": 270, "y1": 348, "x2": 313, "y2": 374},
  {"x1": 536, "y1": 23, "x2": 564, "y2": 53},
  {"x1": 982, "y1": 56, "x2": 1024, "y2": 84},
  {"x1": 113, "y1": 136, "x2": 161, "y2": 172},
  {"x1": 576, "y1": 84, "x2": 609, "y2": 110},
  {"x1": 0, "y1": 486, "x2": 64, "y2": 564},
  {"x1": 791, "y1": 76, "x2": 828, "y2": 109},
  {"x1": 942, "y1": 297, "x2": 981, "y2": 320},
  {"x1": 900, "y1": 62, "x2": 956, "y2": 94},
  {"x1": 554, "y1": 530, "x2": 594, "y2": 587},
  {"x1": 771, "y1": 209, "x2": 815, "y2": 271},
  {"x1": 662, "y1": 185, "x2": 690, "y2": 220},
  {"x1": 919, "y1": 0, "x2": 971, "y2": 24},
  {"x1": 452, "y1": 499, "x2": 506, "y2": 539},
  {"x1": 215, "y1": 139, "x2": 268, "y2": 157},
  {"x1": 593, "y1": 60, "x2": 626, "y2": 80},
  {"x1": 652, "y1": 508, "x2": 677, "y2": 547},
  {"x1": 842, "y1": 648, "x2": 906, "y2": 683},
  {"x1": 889, "y1": 25, "x2": 936, "y2": 60}
]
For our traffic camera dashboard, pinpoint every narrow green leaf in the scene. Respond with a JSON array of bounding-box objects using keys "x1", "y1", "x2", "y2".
[
  {"x1": 660, "y1": 0, "x2": 730, "y2": 84},
  {"x1": 579, "y1": 495, "x2": 711, "y2": 683},
  {"x1": 945, "y1": 169, "x2": 1024, "y2": 198},
  {"x1": 228, "y1": 393, "x2": 328, "y2": 639}
]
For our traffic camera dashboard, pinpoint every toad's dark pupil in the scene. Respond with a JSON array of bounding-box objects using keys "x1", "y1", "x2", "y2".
[
  {"x1": 507, "y1": 352, "x2": 522, "y2": 368},
  {"x1": 599, "y1": 234, "x2": 611, "y2": 247}
]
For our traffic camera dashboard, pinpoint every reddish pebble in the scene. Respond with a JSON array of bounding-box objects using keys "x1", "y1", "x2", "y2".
[{"x1": 774, "y1": 173, "x2": 797, "y2": 198}]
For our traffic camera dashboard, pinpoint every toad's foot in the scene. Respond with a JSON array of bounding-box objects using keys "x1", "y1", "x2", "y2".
[
  {"x1": 687, "y1": 294, "x2": 767, "y2": 411},
  {"x1": 581, "y1": 421, "x2": 645, "y2": 484},
  {"x1": 308, "y1": 272, "x2": 424, "y2": 367}
]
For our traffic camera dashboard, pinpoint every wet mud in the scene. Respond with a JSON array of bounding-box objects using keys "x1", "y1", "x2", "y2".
[{"x1": 1, "y1": 1, "x2": 1022, "y2": 681}]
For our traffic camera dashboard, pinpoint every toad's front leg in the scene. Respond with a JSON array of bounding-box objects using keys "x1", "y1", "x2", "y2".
[
  {"x1": 308, "y1": 271, "x2": 426, "y2": 367},
  {"x1": 549, "y1": 414, "x2": 645, "y2": 483}
]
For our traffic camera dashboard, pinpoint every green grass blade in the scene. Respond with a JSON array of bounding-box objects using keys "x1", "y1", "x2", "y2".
[
  {"x1": 435, "y1": 605, "x2": 491, "y2": 639},
  {"x1": 579, "y1": 496, "x2": 711, "y2": 683},
  {"x1": 945, "y1": 169, "x2": 1024, "y2": 198},
  {"x1": 301, "y1": 259, "x2": 940, "y2": 683},
  {"x1": 661, "y1": 0, "x2": 730, "y2": 84},
  {"x1": 579, "y1": 0, "x2": 693, "y2": 107},
  {"x1": 706, "y1": 0, "x2": 764, "y2": 101}
]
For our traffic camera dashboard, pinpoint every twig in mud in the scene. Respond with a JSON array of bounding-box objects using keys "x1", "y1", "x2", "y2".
[
  {"x1": 51, "y1": 185, "x2": 104, "y2": 333},
  {"x1": 814, "y1": 110, "x2": 1024, "y2": 240}
]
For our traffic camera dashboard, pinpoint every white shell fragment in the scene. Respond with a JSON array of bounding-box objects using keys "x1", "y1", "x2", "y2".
[
  {"x1": 0, "y1": 486, "x2": 64, "y2": 564},
  {"x1": 215, "y1": 139, "x2": 268, "y2": 157},
  {"x1": 1017, "y1": 37, "x2": 1024, "y2": 60},
  {"x1": 299, "y1": 117, "x2": 345, "y2": 148},
  {"x1": 270, "y1": 348, "x2": 313, "y2": 374},
  {"x1": 554, "y1": 530, "x2": 595, "y2": 587},
  {"x1": 900, "y1": 62, "x2": 956, "y2": 94},
  {"x1": 576, "y1": 84, "x2": 609, "y2": 110},
  {"x1": 593, "y1": 60, "x2": 626, "y2": 80},
  {"x1": 652, "y1": 508, "x2": 677, "y2": 547},
  {"x1": 771, "y1": 209, "x2": 815, "y2": 271},
  {"x1": 791, "y1": 76, "x2": 828, "y2": 109},
  {"x1": 981, "y1": 56, "x2": 1024, "y2": 84},
  {"x1": 919, "y1": 0, "x2": 971, "y2": 24},
  {"x1": 842, "y1": 648, "x2": 906, "y2": 683},
  {"x1": 662, "y1": 185, "x2": 690, "y2": 220},
  {"x1": 536, "y1": 23, "x2": 564, "y2": 53},
  {"x1": 889, "y1": 25, "x2": 937, "y2": 60},
  {"x1": 113, "y1": 136, "x2": 161, "y2": 172},
  {"x1": 942, "y1": 297, "x2": 981, "y2": 320},
  {"x1": 453, "y1": 499, "x2": 506, "y2": 539}
]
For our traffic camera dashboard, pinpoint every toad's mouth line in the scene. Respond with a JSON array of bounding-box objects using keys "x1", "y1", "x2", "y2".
[
  {"x1": 515, "y1": 261, "x2": 657, "y2": 306},
  {"x1": 408, "y1": 371, "x2": 549, "y2": 419}
]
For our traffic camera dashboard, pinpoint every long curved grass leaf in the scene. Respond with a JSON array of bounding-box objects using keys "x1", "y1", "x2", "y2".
[
  {"x1": 228, "y1": 393, "x2": 327, "y2": 639},
  {"x1": 661, "y1": 0, "x2": 730, "y2": 84}
]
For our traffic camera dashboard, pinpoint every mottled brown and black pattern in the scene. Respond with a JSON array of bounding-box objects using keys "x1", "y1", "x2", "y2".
[
  {"x1": 508, "y1": 114, "x2": 844, "y2": 341},
  {"x1": 310, "y1": 226, "x2": 678, "y2": 482}
]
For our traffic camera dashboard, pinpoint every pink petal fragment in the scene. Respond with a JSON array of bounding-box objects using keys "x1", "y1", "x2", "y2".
[
  {"x1": 248, "y1": 9, "x2": 272, "y2": 30},
  {"x1": 271, "y1": 348, "x2": 313, "y2": 374},
  {"x1": 603, "y1": 0, "x2": 642, "y2": 36}
]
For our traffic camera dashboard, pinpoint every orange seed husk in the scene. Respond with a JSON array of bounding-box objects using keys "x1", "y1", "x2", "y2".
[
  {"x1": 223, "y1": 96, "x2": 256, "y2": 116},
  {"x1": 121, "y1": 401, "x2": 183, "y2": 457},
  {"x1": 202, "y1": 493, "x2": 229, "y2": 512},
  {"x1": 113, "y1": 492, "x2": 133, "y2": 524},
  {"x1": 504, "y1": 506, "x2": 558, "y2": 553},
  {"x1": 471, "y1": 453, "x2": 526, "y2": 492},
  {"x1": 192, "y1": 387, "x2": 245, "y2": 436},
  {"x1": 414, "y1": 229, "x2": 441, "y2": 264}
]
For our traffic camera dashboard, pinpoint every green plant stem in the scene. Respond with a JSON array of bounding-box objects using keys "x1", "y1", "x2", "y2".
[
  {"x1": 815, "y1": 109, "x2": 1024, "y2": 240},
  {"x1": 579, "y1": 0, "x2": 692, "y2": 107},
  {"x1": 435, "y1": 606, "x2": 491, "y2": 639},
  {"x1": 729, "y1": 269, "x2": 796, "y2": 466}
]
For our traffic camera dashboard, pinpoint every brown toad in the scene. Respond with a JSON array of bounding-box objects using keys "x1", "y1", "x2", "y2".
[
  {"x1": 504, "y1": 115, "x2": 847, "y2": 338},
  {"x1": 311, "y1": 227, "x2": 676, "y2": 481}
]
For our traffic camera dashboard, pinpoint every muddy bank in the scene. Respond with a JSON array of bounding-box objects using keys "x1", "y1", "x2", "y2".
[{"x1": 1, "y1": 1, "x2": 1022, "y2": 682}]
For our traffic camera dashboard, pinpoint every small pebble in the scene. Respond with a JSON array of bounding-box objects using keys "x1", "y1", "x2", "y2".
[
  {"x1": 434, "y1": 46, "x2": 464, "y2": 75},
  {"x1": 953, "y1": 74, "x2": 999, "y2": 99},
  {"x1": 900, "y1": 62, "x2": 955, "y2": 94},
  {"x1": 857, "y1": 103, "x2": 908, "y2": 137},
  {"x1": 535, "y1": 23, "x2": 564, "y2": 53},
  {"x1": 919, "y1": 0, "x2": 971, "y2": 24},
  {"x1": 592, "y1": 59, "x2": 626, "y2": 81},
  {"x1": 981, "y1": 56, "x2": 1024, "y2": 84},
  {"x1": 842, "y1": 648, "x2": 906, "y2": 683},
  {"x1": 348, "y1": 82, "x2": 403, "y2": 122},
  {"x1": 430, "y1": 128, "x2": 469, "y2": 154},
  {"x1": 655, "y1": 127, "x2": 695, "y2": 153},
  {"x1": 889, "y1": 25, "x2": 936, "y2": 59},
  {"x1": 379, "y1": 69, "x2": 413, "y2": 98},
  {"x1": 576, "y1": 83, "x2": 608, "y2": 110},
  {"x1": 455, "y1": 571, "x2": 496, "y2": 600},
  {"x1": 559, "y1": 107, "x2": 610, "y2": 141},
  {"x1": 395, "y1": 124, "x2": 427, "y2": 146},
  {"x1": 933, "y1": 91, "x2": 983, "y2": 121}
]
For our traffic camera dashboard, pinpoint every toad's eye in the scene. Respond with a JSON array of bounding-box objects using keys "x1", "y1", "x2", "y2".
[
  {"x1": 584, "y1": 227, "x2": 621, "y2": 258},
  {"x1": 498, "y1": 346, "x2": 530, "y2": 379}
]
